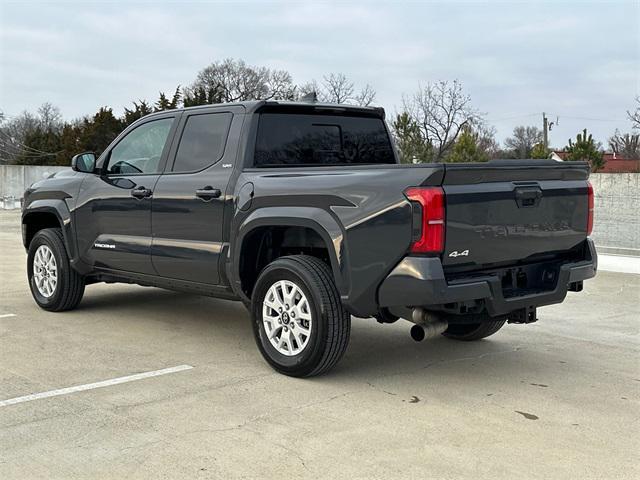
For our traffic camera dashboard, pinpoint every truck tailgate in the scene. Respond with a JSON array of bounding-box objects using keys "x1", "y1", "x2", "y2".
[{"x1": 441, "y1": 160, "x2": 591, "y2": 269}]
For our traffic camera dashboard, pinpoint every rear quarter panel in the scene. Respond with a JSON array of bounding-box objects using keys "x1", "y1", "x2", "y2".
[{"x1": 231, "y1": 164, "x2": 444, "y2": 316}]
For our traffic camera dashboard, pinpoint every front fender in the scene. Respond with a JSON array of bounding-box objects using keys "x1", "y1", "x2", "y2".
[
  {"x1": 22, "y1": 199, "x2": 88, "y2": 274},
  {"x1": 22, "y1": 199, "x2": 70, "y2": 245},
  {"x1": 229, "y1": 206, "x2": 349, "y2": 301}
]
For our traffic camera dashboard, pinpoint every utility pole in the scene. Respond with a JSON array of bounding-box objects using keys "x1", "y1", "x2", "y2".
[{"x1": 542, "y1": 112, "x2": 548, "y2": 150}]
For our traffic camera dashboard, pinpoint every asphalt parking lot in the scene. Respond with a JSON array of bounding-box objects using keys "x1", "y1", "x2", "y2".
[{"x1": 1, "y1": 209, "x2": 639, "y2": 479}]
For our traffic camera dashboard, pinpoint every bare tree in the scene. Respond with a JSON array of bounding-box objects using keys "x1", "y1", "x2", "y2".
[
  {"x1": 504, "y1": 125, "x2": 544, "y2": 158},
  {"x1": 267, "y1": 69, "x2": 297, "y2": 101},
  {"x1": 321, "y1": 73, "x2": 353, "y2": 103},
  {"x1": 353, "y1": 83, "x2": 376, "y2": 107},
  {"x1": 0, "y1": 105, "x2": 61, "y2": 164},
  {"x1": 628, "y1": 96, "x2": 640, "y2": 130},
  {"x1": 300, "y1": 73, "x2": 376, "y2": 106},
  {"x1": 472, "y1": 122, "x2": 500, "y2": 159},
  {"x1": 0, "y1": 110, "x2": 27, "y2": 164},
  {"x1": 609, "y1": 130, "x2": 640, "y2": 159},
  {"x1": 37, "y1": 103, "x2": 62, "y2": 132},
  {"x1": 402, "y1": 80, "x2": 480, "y2": 161},
  {"x1": 185, "y1": 58, "x2": 296, "y2": 104}
]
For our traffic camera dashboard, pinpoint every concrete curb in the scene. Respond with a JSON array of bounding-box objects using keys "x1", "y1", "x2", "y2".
[{"x1": 596, "y1": 246, "x2": 640, "y2": 257}]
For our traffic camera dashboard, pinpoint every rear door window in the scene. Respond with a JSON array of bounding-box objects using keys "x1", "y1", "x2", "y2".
[
  {"x1": 254, "y1": 113, "x2": 395, "y2": 166},
  {"x1": 172, "y1": 112, "x2": 233, "y2": 173}
]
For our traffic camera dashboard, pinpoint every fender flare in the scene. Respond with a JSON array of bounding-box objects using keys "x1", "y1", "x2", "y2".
[
  {"x1": 21, "y1": 200, "x2": 85, "y2": 273},
  {"x1": 229, "y1": 206, "x2": 349, "y2": 301}
]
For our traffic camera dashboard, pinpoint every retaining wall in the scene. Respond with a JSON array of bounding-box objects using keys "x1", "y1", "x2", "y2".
[
  {"x1": 590, "y1": 173, "x2": 639, "y2": 252},
  {"x1": 0, "y1": 165, "x2": 69, "y2": 209}
]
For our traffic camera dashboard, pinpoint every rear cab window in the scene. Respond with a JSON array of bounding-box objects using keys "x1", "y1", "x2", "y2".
[{"x1": 254, "y1": 112, "x2": 396, "y2": 167}]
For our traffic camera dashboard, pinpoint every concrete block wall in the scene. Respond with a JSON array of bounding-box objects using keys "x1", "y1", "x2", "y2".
[
  {"x1": 590, "y1": 173, "x2": 639, "y2": 252},
  {"x1": 0, "y1": 165, "x2": 69, "y2": 209}
]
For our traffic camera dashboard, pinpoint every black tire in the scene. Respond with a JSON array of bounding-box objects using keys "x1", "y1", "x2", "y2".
[
  {"x1": 251, "y1": 255, "x2": 350, "y2": 377},
  {"x1": 27, "y1": 228, "x2": 85, "y2": 312},
  {"x1": 442, "y1": 314, "x2": 507, "y2": 341}
]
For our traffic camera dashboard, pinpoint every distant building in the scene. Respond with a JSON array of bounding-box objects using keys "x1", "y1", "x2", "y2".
[{"x1": 551, "y1": 151, "x2": 640, "y2": 173}]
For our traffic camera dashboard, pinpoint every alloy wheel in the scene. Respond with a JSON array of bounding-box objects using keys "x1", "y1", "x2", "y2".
[{"x1": 262, "y1": 280, "x2": 313, "y2": 356}]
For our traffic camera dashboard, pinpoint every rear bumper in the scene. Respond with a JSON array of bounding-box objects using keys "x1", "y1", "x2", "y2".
[{"x1": 378, "y1": 239, "x2": 597, "y2": 316}]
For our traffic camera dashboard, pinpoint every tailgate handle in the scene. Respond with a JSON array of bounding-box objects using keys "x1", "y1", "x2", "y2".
[{"x1": 515, "y1": 187, "x2": 542, "y2": 208}]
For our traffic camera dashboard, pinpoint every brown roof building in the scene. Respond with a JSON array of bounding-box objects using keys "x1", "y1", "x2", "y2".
[{"x1": 551, "y1": 151, "x2": 640, "y2": 173}]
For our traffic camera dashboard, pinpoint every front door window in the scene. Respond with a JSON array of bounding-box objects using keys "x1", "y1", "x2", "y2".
[{"x1": 105, "y1": 118, "x2": 173, "y2": 175}]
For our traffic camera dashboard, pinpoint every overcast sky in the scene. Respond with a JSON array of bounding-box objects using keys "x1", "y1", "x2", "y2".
[{"x1": 1, "y1": 0, "x2": 638, "y2": 146}]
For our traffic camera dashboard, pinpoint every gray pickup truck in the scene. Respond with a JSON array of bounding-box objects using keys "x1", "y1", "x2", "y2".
[{"x1": 22, "y1": 100, "x2": 597, "y2": 376}]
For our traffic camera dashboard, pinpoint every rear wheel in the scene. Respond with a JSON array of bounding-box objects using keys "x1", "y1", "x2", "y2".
[
  {"x1": 27, "y1": 228, "x2": 85, "y2": 312},
  {"x1": 251, "y1": 255, "x2": 350, "y2": 377},
  {"x1": 442, "y1": 314, "x2": 507, "y2": 341}
]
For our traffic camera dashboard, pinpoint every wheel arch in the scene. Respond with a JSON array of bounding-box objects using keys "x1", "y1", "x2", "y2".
[
  {"x1": 22, "y1": 200, "x2": 78, "y2": 266},
  {"x1": 230, "y1": 206, "x2": 348, "y2": 302}
]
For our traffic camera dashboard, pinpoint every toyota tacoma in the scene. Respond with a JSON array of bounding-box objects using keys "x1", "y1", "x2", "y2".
[{"x1": 22, "y1": 100, "x2": 597, "y2": 376}]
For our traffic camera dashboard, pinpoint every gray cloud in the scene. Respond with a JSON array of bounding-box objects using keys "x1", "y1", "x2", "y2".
[{"x1": 1, "y1": 0, "x2": 637, "y2": 146}]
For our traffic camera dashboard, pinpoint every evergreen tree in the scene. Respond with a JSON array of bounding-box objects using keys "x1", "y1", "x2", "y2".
[
  {"x1": 154, "y1": 87, "x2": 181, "y2": 111},
  {"x1": 565, "y1": 128, "x2": 605, "y2": 172},
  {"x1": 17, "y1": 126, "x2": 62, "y2": 165},
  {"x1": 530, "y1": 142, "x2": 550, "y2": 159},
  {"x1": 183, "y1": 85, "x2": 224, "y2": 107},
  {"x1": 78, "y1": 108, "x2": 125, "y2": 156},
  {"x1": 446, "y1": 126, "x2": 489, "y2": 163},
  {"x1": 57, "y1": 122, "x2": 83, "y2": 165},
  {"x1": 124, "y1": 101, "x2": 153, "y2": 126},
  {"x1": 168, "y1": 86, "x2": 181, "y2": 109},
  {"x1": 391, "y1": 112, "x2": 433, "y2": 163}
]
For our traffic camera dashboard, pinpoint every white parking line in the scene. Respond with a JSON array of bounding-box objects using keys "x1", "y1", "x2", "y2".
[
  {"x1": 0, "y1": 364, "x2": 194, "y2": 407},
  {"x1": 0, "y1": 314, "x2": 16, "y2": 318}
]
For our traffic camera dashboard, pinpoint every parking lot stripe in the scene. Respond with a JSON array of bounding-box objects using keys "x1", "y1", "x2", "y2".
[
  {"x1": 0, "y1": 314, "x2": 16, "y2": 318},
  {"x1": 0, "y1": 364, "x2": 194, "y2": 407}
]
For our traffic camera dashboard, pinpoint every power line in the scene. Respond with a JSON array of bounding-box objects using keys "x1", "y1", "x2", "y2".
[
  {"x1": 560, "y1": 115, "x2": 628, "y2": 123},
  {"x1": 487, "y1": 112, "x2": 628, "y2": 123},
  {"x1": 0, "y1": 130, "x2": 61, "y2": 156},
  {"x1": 0, "y1": 144, "x2": 60, "y2": 158},
  {"x1": 0, "y1": 148, "x2": 59, "y2": 158},
  {"x1": 486, "y1": 112, "x2": 539, "y2": 122},
  {"x1": 0, "y1": 143, "x2": 60, "y2": 158}
]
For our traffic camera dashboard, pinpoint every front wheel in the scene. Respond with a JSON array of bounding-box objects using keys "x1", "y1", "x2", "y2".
[
  {"x1": 251, "y1": 255, "x2": 350, "y2": 377},
  {"x1": 27, "y1": 228, "x2": 85, "y2": 312}
]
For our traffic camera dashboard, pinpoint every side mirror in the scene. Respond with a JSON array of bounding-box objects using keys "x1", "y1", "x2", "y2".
[{"x1": 71, "y1": 152, "x2": 96, "y2": 173}]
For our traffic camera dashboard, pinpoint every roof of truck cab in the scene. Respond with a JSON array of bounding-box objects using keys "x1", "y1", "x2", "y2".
[{"x1": 152, "y1": 100, "x2": 385, "y2": 118}]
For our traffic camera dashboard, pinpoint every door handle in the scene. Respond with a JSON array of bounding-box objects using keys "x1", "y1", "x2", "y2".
[
  {"x1": 195, "y1": 186, "x2": 221, "y2": 201},
  {"x1": 131, "y1": 186, "x2": 153, "y2": 199}
]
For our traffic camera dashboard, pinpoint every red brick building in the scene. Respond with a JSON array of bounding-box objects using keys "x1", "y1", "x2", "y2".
[{"x1": 551, "y1": 151, "x2": 640, "y2": 173}]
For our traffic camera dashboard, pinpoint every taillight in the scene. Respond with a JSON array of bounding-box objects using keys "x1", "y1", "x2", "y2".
[
  {"x1": 587, "y1": 181, "x2": 594, "y2": 236},
  {"x1": 404, "y1": 187, "x2": 445, "y2": 254}
]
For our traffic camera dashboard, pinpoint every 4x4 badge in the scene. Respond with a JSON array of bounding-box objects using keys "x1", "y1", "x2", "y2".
[{"x1": 449, "y1": 250, "x2": 469, "y2": 258}]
